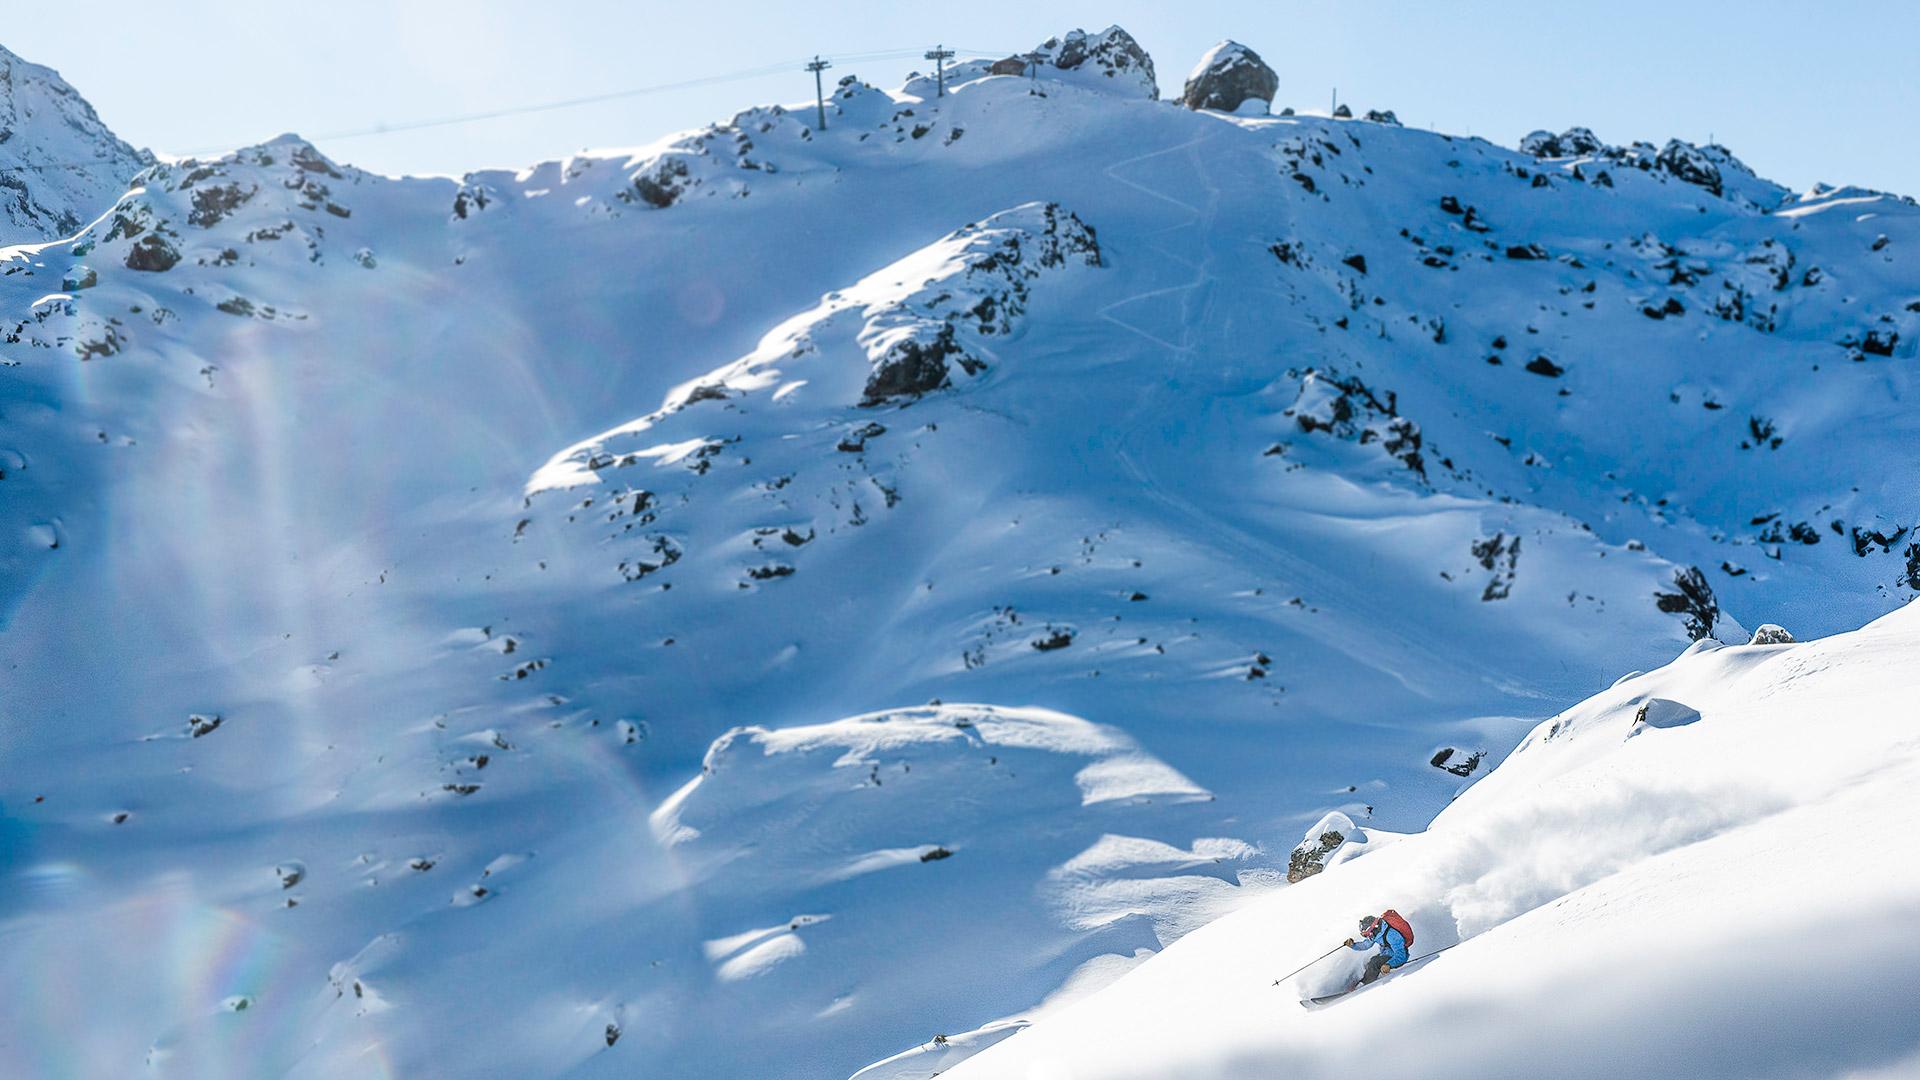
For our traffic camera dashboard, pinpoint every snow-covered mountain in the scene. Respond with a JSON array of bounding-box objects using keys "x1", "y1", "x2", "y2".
[
  {"x1": 1, "y1": 25, "x2": 1915, "y2": 1079},
  {"x1": 0, "y1": 44, "x2": 149, "y2": 243}
]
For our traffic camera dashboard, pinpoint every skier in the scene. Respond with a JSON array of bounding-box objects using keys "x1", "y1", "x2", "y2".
[{"x1": 1345, "y1": 910, "x2": 1413, "y2": 985}]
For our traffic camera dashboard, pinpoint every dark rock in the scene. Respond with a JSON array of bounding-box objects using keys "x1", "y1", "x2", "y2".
[
  {"x1": 1429, "y1": 746, "x2": 1485, "y2": 777},
  {"x1": 1181, "y1": 41, "x2": 1278, "y2": 113},
  {"x1": 1524, "y1": 356, "x2": 1564, "y2": 377},
  {"x1": 1033, "y1": 27, "x2": 1158, "y2": 98},
  {"x1": 1364, "y1": 109, "x2": 1400, "y2": 126},
  {"x1": 1655, "y1": 140, "x2": 1723, "y2": 197},
  {"x1": 1505, "y1": 243, "x2": 1548, "y2": 260},
  {"x1": 1287, "y1": 829, "x2": 1346, "y2": 883},
  {"x1": 1342, "y1": 253, "x2": 1368, "y2": 274},
  {"x1": 864, "y1": 325, "x2": 962, "y2": 405},
  {"x1": 1748, "y1": 624, "x2": 1794, "y2": 645},
  {"x1": 1654, "y1": 566, "x2": 1719, "y2": 640},
  {"x1": 1031, "y1": 627, "x2": 1075, "y2": 651},
  {"x1": 188, "y1": 182, "x2": 255, "y2": 227},
  {"x1": 188, "y1": 713, "x2": 223, "y2": 738},
  {"x1": 1332, "y1": 104, "x2": 1352, "y2": 119},
  {"x1": 919, "y1": 846, "x2": 954, "y2": 862},
  {"x1": 631, "y1": 156, "x2": 693, "y2": 208}
]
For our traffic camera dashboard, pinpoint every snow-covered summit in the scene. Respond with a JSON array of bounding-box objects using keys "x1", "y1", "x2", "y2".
[{"x1": 0, "y1": 43, "x2": 149, "y2": 243}]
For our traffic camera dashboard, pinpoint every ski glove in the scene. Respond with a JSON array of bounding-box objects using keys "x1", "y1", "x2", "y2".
[{"x1": 1343, "y1": 938, "x2": 1355, "y2": 947}]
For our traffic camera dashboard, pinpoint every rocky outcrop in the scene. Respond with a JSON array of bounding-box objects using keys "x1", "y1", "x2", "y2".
[
  {"x1": 1748, "y1": 624, "x2": 1794, "y2": 645},
  {"x1": 1181, "y1": 41, "x2": 1278, "y2": 114},
  {"x1": 1655, "y1": 140, "x2": 1723, "y2": 197},
  {"x1": 0, "y1": 44, "x2": 152, "y2": 242},
  {"x1": 1654, "y1": 566, "x2": 1720, "y2": 641},
  {"x1": 631, "y1": 155, "x2": 694, "y2": 209},
  {"x1": 1287, "y1": 811, "x2": 1359, "y2": 883},
  {"x1": 1283, "y1": 369, "x2": 1427, "y2": 478},
  {"x1": 1022, "y1": 27, "x2": 1158, "y2": 99},
  {"x1": 1519, "y1": 127, "x2": 1780, "y2": 204},
  {"x1": 860, "y1": 202, "x2": 1102, "y2": 406}
]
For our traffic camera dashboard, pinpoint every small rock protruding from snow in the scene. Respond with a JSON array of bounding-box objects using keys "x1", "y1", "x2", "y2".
[
  {"x1": 1429, "y1": 746, "x2": 1486, "y2": 777},
  {"x1": 1749, "y1": 623, "x2": 1795, "y2": 645},
  {"x1": 1631, "y1": 697, "x2": 1702, "y2": 730},
  {"x1": 1287, "y1": 810, "x2": 1358, "y2": 883},
  {"x1": 1180, "y1": 41, "x2": 1279, "y2": 115}
]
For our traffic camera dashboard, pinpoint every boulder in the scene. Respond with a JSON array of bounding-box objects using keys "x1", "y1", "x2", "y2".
[
  {"x1": 1287, "y1": 811, "x2": 1358, "y2": 883},
  {"x1": 125, "y1": 234, "x2": 179, "y2": 271},
  {"x1": 1364, "y1": 109, "x2": 1401, "y2": 126},
  {"x1": 1748, "y1": 624, "x2": 1794, "y2": 645},
  {"x1": 1180, "y1": 41, "x2": 1278, "y2": 114}
]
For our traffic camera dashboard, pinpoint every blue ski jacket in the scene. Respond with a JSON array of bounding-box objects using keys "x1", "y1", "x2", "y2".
[{"x1": 1350, "y1": 923, "x2": 1409, "y2": 965}]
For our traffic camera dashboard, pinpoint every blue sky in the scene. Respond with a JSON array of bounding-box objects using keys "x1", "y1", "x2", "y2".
[{"x1": 10, "y1": 1, "x2": 1915, "y2": 193}]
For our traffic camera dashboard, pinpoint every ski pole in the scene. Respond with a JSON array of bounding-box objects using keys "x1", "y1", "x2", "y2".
[{"x1": 1272, "y1": 942, "x2": 1346, "y2": 985}]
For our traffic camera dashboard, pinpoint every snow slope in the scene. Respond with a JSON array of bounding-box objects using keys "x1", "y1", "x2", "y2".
[
  {"x1": 950, "y1": 602, "x2": 1920, "y2": 1080},
  {"x1": 0, "y1": 26, "x2": 1917, "y2": 1079},
  {"x1": 0, "y1": 44, "x2": 149, "y2": 242}
]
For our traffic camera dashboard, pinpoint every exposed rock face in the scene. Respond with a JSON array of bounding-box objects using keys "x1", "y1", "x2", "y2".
[
  {"x1": 1521, "y1": 126, "x2": 1605, "y2": 158},
  {"x1": 1181, "y1": 41, "x2": 1278, "y2": 114},
  {"x1": 125, "y1": 233, "x2": 180, "y2": 272},
  {"x1": 1283, "y1": 368, "x2": 1427, "y2": 477},
  {"x1": 1749, "y1": 624, "x2": 1795, "y2": 645},
  {"x1": 1655, "y1": 566, "x2": 1720, "y2": 641},
  {"x1": 1287, "y1": 811, "x2": 1359, "y2": 883},
  {"x1": 1429, "y1": 746, "x2": 1485, "y2": 777},
  {"x1": 1520, "y1": 126, "x2": 1779, "y2": 204},
  {"x1": 1033, "y1": 27, "x2": 1158, "y2": 99},
  {"x1": 1655, "y1": 140, "x2": 1723, "y2": 197},
  {"x1": 631, "y1": 155, "x2": 694, "y2": 209},
  {"x1": 1287, "y1": 829, "x2": 1344, "y2": 882},
  {"x1": 861, "y1": 201, "x2": 1102, "y2": 406}
]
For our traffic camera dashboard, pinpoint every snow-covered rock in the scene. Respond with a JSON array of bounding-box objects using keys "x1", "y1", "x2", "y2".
[
  {"x1": 1005, "y1": 26, "x2": 1159, "y2": 100},
  {"x1": 1181, "y1": 41, "x2": 1278, "y2": 114},
  {"x1": 0, "y1": 44, "x2": 150, "y2": 242}
]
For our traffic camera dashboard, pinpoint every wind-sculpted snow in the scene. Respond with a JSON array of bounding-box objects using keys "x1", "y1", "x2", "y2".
[{"x1": 3, "y1": 24, "x2": 1920, "y2": 1080}]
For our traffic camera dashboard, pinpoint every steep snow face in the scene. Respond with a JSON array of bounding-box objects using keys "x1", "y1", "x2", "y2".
[
  {"x1": 0, "y1": 44, "x2": 148, "y2": 242},
  {"x1": 2, "y1": 30, "x2": 1919, "y2": 1080},
  {"x1": 951, "y1": 601, "x2": 1920, "y2": 1079}
]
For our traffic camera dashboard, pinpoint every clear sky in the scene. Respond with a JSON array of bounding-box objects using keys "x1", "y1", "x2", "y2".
[{"x1": 9, "y1": 1, "x2": 1915, "y2": 193}]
